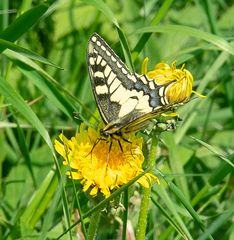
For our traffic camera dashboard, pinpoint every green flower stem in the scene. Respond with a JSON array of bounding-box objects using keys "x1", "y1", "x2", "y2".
[
  {"x1": 136, "y1": 133, "x2": 158, "y2": 240},
  {"x1": 88, "y1": 208, "x2": 101, "y2": 240}
]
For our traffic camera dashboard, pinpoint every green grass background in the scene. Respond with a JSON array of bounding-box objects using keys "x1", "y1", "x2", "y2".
[{"x1": 0, "y1": 0, "x2": 234, "y2": 239}]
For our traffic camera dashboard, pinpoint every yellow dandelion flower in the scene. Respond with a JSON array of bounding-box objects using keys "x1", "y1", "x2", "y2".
[
  {"x1": 54, "y1": 124, "x2": 159, "y2": 198},
  {"x1": 141, "y1": 57, "x2": 205, "y2": 105}
]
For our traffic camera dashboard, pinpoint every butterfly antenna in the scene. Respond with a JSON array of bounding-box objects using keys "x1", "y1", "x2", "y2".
[{"x1": 86, "y1": 137, "x2": 104, "y2": 161}]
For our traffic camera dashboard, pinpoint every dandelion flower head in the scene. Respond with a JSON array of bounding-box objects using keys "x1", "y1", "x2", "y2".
[
  {"x1": 142, "y1": 58, "x2": 198, "y2": 105},
  {"x1": 54, "y1": 124, "x2": 158, "y2": 197}
]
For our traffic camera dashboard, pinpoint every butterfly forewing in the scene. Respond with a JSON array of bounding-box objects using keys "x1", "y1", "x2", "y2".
[{"x1": 87, "y1": 33, "x2": 172, "y2": 136}]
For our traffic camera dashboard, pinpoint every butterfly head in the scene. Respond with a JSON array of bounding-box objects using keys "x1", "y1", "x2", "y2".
[{"x1": 100, "y1": 128, "x2": 109, "y2": 138}]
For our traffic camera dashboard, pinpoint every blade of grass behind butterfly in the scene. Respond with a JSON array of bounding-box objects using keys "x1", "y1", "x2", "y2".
[
  {"x1": 116, "y1": 27, "x2": 134, "y2": 71},
  {"x1": 197, "y1": 201, "x2": 234, "y2": 240},
  {"x1": 132, "y1": 0, "x2": 174, "y2": 62},
  {"x1": 156, "y1": 171, "x2": 212, "y2": 239},
  {"x1": 38, "y1": 175, "x2": 64, "y2": 240},
  {"x1": 20, "y1": 166, "x2": 72, "y2": 240},
  {"x1": 151, "y1": 187, "x2": 193, "y2": 240},
  {"x1": 0, "y1": 77, "x2": 71, "y2": 234},
  {"x1": 83, "y1": 0, "x2": 134, "y2": 71},
  {"x1": 191, "y1": 136, "x2": 234, "y2": 168},
  {"x1": 161, "y1": 132, "x2": 191, "y2": 200},
  {"x1": 81, "y1": 0, "x2": 119, "y2": 27},
  {"x1": 191, "y1": 154, "x2": 234, "y2": 207},
  {"x1": 175, "y1": 51, "x2": 230, "y2": 144},
  {"x1": 0, "y1": 39, "x2": 62, "y2": 68},
  {"x1": 198, "y1": 0, "x2": 218, "y2": 35},
  {"x1": 11, "y1": 108, "x2": 37, "y2": 188},
  {"x1": 0, "y1": 76, "x2": 52, "y2": 149},
  {"x1": 4, "y1": 49, "x2": 96, "y2": 124},
  {"x1": 135, "y1": 25, "x2": 234, "y2": 55},
  {"x1": 151, "y1": 200, "x2": 188, "y2": 240},
  {"x1": 164, "y1": 44, "x2": 219, "y2": 65},
  {"x1": 0, "y1": 3, "x2": 49, "y2": 51}
]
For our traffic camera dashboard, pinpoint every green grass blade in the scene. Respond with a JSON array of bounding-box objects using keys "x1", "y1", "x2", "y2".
[
  {"x1": 199, "y1": 0, "x2": 218, "y2": 34},
  {"x1": 208, "y1": 154, "x2": 234, "y2": 186},
  {"x1": 0, "y1": 38, "x2": 62, "y2": 68},
  {"x1": 122, "y1": 189, "x2": 129, "y2": 240},
  {"x1": 175, "y1": 51, "x2": 230, "y2": 143},
  {"x1": 151, "y1": 197, "x2": 190, "y2": 239},
  {"x1": 152, "y1": 186, "x2": 193, "y2": 240},
  {"x1": 82, "y1": 0, "x2": 119, "y2": 27},
  {"x1": 162, "y1": 132, "x2": 191, "y2": 199},
  {"x1": 0, "y1": 77, "x2": 51, "y2": 149},
  {"x1": 191, "y1": 136, "x2": 234, "y2": 168},
  {"x1": 168, "y1": 182, "x2": 204, "y2": 228},
  {"x1": 0, "y1": 3, "x2": 48, "y2": 48},
  {"x1": 135, "y1": 25, "x2": 234, "y2": 55},
  {"x1": 116, "y1": 27, "x2": 134, "y2": 71},
  {"x1": 132, "y1": 0, "x2": 173, "y2": 59},
  {"x1": 4, "y1": 49, "x2": 79, "y2": 120},
  {"x1": 19, "y1": 68, "x2": 75, "y2": 120},
  {"x1": 198, "y1": 201, "x2": 234, "y2": 240},
  {"x1": 191, "y1": 155, "x2": 234, "y2": 207},
  {"x1": 13, "y1": 112, "x2": 37, "y2": 188},
  {"x1": 84, "y1": 0, "x2": 134, "y2": 70}
]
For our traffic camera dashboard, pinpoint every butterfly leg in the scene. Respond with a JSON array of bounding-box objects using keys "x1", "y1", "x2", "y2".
[
  {"x1": 119, "y1": 135, "x2": 137, "y2": 158},
  {"x1": 114, "y1": 135, "x2": 137, "y2": 159},
  {"x1": 117, "y1": 139, "x2": 123, "y2": 152},
  {"x1": 105, "y1": 140, "x2": 112, "y2": 168}
]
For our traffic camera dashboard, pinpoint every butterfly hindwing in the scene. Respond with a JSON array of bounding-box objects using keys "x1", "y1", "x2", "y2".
[{"x1": 87, "y1": 33, "x2": 171, "y2": 135}]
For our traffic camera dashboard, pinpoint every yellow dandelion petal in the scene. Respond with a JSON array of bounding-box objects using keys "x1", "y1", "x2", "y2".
[
  {"x1": 101, "y1": 188, "x2": 111, "y2": 197},
  {"x1": 54, "y1": 139, "x2": 65, "y2": 157},
  {"x1": 137, "y1": 176, "x2": 150, "y2": 188},
  {"x1": 83, "y1": 179, "x2": 93, "y2": 192},
  {"x1": 90, "y1": 186, "x2": 99, "y2": 196},
  {"x1": 54, "y1": 123, "x2": 157, "y2": 197},
  {"x1": 137, "y1": 173, "x2": 159, "y2": 188},
  {"x1": 69, "y1": 171, "x2": 82, "y2": 180}
]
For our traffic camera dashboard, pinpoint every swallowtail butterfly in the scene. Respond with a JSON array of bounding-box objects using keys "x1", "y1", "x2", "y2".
[{"x1": 87, "y1": 33, "x2": 174, "y2": 138}]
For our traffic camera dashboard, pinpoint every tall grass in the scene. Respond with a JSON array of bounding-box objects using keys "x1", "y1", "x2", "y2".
[{"x1": 0, "y1": 0, "x2": 233, "y2": 239}]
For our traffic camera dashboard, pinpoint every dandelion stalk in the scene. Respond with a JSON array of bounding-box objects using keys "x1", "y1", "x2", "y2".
[{"x1": 136, "y1": 133, "x2": 158, "y2": 239}]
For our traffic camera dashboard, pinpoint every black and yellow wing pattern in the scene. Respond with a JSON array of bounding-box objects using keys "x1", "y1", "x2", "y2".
[{"x1": 87, "y1": 33, "x2": 172, "y2": 137}]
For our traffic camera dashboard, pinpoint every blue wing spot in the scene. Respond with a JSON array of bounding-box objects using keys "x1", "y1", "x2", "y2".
[
  {"x1": 150, "y1": 91, "x2": 157, "y2": 98},
  {"x1": 142, "y1": 85, "x2": 150, "y2": 94},
  {"x1": 134, "y1": 82, "x2": 143, "y2": 90}
]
